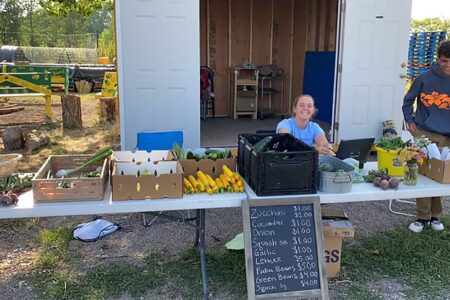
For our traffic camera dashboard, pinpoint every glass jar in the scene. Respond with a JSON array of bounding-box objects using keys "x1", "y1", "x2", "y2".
[{"x1": 404, "y1": 161, "x2": 419, "y2": 186}]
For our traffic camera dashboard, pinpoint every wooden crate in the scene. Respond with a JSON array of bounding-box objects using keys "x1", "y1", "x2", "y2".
[{"x1": 32, "y1": 155, "x2": 109, "y2": 202}]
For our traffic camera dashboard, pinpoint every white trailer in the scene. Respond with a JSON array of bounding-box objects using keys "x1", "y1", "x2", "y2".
[{"x1": 115, "y1": 0, "x2": 412, "y2": 150}]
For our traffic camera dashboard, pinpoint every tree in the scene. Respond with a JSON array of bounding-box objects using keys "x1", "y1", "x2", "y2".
[
  {"x1": 98, "y1": 13, "x2": 115, "y2": 59},
  {"x1": 87, "y1": 5, "x2": 111, "y2": 35},
  {"x1": 0, "y1": 0, "x2": 23, "y2": 45},
  {"x1": 38, "y1": 0, "x2": 113, "y2": 17},
  {"x1": 411, "y1": 18, "x2": 450, "y2": 33}
]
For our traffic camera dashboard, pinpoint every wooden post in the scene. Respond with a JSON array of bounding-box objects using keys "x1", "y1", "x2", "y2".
[
  {"x1": 61, "y1": 95, "x2": 83, "y2": 129},
  {"x1": 45, "y1": 95, "x2": 53, "y2": 121},
  {"x1": 100, "y1": 97, "x2": 117, "y2": 123},
  {"x1": 2, "y1": 127, "x2": 24, "y2": 150}
]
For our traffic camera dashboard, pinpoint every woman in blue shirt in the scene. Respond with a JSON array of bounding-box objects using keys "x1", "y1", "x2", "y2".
[{"x1": 277, "y1": 94, "x2": 335, "y2": 156}]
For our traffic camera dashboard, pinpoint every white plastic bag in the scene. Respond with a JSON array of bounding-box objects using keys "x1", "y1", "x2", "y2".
[{"x1": 73, "y1": 219, "x2": 120, "y2": 242}]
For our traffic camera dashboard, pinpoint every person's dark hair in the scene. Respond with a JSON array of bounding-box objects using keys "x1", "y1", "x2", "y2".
[{"x1": 438, "y1": 40, "x2": 450, "y2": 58}]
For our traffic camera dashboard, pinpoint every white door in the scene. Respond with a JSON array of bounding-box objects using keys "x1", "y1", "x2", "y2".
[
  {"x1": 334, "y1": 0, "x2": 412, "y2": 141},
  {"x1": 115, "y1": 0, "x2": 200, "y2": 150}
]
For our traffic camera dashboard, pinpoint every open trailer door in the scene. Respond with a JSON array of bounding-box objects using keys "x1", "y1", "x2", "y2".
[
  {"x1": 115, "y1": 0, "x2": 200, "y2": 150},
  {"x1": 333, "y1": 0, "x2": 412, "y2": 142}
]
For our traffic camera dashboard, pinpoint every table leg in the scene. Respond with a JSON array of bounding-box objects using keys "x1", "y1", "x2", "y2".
[
  {"x1": 194, "y1": 209, "x2": 200, "y2": 247},
  {"x1": 198, "y1": 209, "x2": 209, "y2": 299}
]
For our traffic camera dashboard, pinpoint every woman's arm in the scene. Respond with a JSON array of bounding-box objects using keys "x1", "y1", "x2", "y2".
[
  {"x1": 314, "y1": 134, "x2": 335, "y2": 156},
  {"x1": 277, "y1": 128, "x2": 290, "y2": 134}
]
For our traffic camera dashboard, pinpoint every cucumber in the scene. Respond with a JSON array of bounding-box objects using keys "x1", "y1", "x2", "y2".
[
  {"x1": 205, "y1": 149, "x2": 223, "y2": 155},
  {"x1": 254, "y1": 136, "x2": 273, "y2": 152},
  {"x1": 208, "y1": 153, "x2": 218, "y2": 160},
  {"x1": 186, "y1": 151, "x2": 195, "y2": 159}
]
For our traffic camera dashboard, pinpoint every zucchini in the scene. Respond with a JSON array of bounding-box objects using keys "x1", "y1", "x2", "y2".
[
  {"x1": 205, "y1": 149, "x2": 223, "y2": 155},
  {"x1": 208, "y1": 153, "x2": 218, "y2": 160},
  {"x1": 253, "y1": 136, "x2": 273, "y2": 152},
  {"x1": 186, "y1": 151, "x2": 195, "y2": 160}
]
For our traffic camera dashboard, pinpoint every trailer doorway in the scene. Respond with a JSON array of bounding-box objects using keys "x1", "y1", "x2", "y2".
[{"x1": 199, "y1": 0, "x2": 340, "y2": 144}]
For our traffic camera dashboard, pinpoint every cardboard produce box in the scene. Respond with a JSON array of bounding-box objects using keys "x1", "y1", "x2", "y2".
[
  {"x1": 180, "y1": 157, "x2": 236, "y2": 177},
  {"x1": 111, "y1": 160, "x2": 182, "y2": 200},
  {"x1": 179, "y1": 148, "x2": 237, "y2": 177},
  {"x1": 322, "y1": 209, "x2": 354, "y2": 278},
  {"x1": 112, "y1": 150, "x2": 176, "y2": 163},
  {"x1": 419, "y1": 158, "x2": 450, "y2": 184}
]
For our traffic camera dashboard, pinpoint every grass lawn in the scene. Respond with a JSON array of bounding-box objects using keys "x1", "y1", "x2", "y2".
[{"x1": 30, "y1": 215, "x2": 450, "y2": 299}]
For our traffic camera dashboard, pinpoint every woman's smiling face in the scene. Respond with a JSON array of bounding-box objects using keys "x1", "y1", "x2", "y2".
[{"x1": 293, "y1": 95, "x2": 315, "y2": 121}]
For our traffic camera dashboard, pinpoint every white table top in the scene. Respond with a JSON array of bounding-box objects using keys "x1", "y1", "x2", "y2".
[
  {"x1": 2, "y1": 162, "x2": 449, "y2": 219},
  {"x1": 246, "y1": 162, "x2": 450, "y2": 203},
  {"x1": 0, "y1": 184, "x2": 247, "y2": 219}
]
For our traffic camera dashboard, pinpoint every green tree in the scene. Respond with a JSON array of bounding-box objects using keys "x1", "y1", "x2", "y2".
[
  {"x1": 98, "y1": 12, "x2": 115, "y2": 59},
  {"x1": 0, "y1": 0, "x2": 23, "y2": 45},
  {"x1": 411, "y1": 18, "x2": 450, "y2": 32},
  {"x1": 38, "y1": 0, "x2": 113, "y2": 17},
  {"x1": 87, "y1": 5, "x2": 111, "y2": 36}
]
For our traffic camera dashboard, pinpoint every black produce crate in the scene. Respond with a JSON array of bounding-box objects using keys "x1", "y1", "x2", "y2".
[
  {"x1": 238, "y1": 133, "x2": 318, "y2": 196},
  {"x1": 238, "y1": 134, "x2": 268, "y2": 181}
]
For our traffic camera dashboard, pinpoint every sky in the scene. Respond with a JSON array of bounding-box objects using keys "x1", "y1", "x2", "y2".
[{"x1": 412, "y1": 0, "x2": 450, "y2": 20}]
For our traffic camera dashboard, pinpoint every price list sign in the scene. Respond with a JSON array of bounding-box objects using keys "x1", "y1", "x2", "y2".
[{"x1": 242, "y1": 197, "x2": 328, "y2": 299}]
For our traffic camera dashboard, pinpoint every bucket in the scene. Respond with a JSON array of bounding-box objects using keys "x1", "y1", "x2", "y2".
[
  {"x1": 97, "y1": 56, "x2": 110, "y2": 64},
  {"x1": 375, "y1": 146, "x2": 405, "y2": 177},
  {"x1": 319, "y1": 156, "x2": 354, "y2": 193}
]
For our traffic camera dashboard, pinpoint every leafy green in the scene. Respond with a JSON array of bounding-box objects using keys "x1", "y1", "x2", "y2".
[
  {"x1": 377, "y1": 137, "x2": 404, "y2": 150},
  {"x1": 363, "y1": 168, "x2": 388, "y2": 183},
  {"x1": 172, "y1": 143, "x2": 184, "y2": 160}
]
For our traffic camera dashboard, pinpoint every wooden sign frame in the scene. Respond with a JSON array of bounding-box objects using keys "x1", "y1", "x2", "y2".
[{"x1": 242, "y1": 197, "x2": 329, "y2": 300}]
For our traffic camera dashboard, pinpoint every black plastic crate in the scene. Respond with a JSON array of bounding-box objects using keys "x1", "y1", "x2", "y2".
[
  {"x1": 239, "y1": 133, "x2": 318, "y2": 196},
  {"x1": 238, "y1": 133, "x2": 272, "y2": 182}
]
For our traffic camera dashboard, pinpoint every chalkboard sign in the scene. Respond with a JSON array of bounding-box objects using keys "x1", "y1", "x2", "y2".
[{"x1": 242, "y1": 197, "x2": 328, "y2": 299}]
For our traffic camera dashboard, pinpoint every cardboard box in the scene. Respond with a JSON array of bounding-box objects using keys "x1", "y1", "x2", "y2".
[
  {"x1": 111, "y1": 160, "x2": 182, "y2": 200},
  {"x1": 112, "y1": 150, "x2": 176, "y2": 163},
  {"x1": 180, "y1": 157, "x2": 236, "y2": 177},
  {"x1": 322, "y1": 209, "x2": 354, "y2": 278},
  {"x1": 419, "y1": 158, "x2": 450, "y2": 184}
]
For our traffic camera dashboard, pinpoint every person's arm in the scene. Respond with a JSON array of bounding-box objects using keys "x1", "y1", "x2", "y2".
[
  {"x1": 402, "y1": 78, "x2": 422, "y2": 135},
  {"x1": 310, "y1": 123, "x2": 335, "y2": 156},
  {"x1": 314, "y1": 134, "x2": 335, "y2": 156},
  {"x1": 276, "y1": 119, "x2": 291, "y2": 134}
]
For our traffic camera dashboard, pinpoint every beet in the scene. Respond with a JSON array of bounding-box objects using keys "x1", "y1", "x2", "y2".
[
  {"x1": 380, "y1": 179, "x2": 390, "y2": 190},
  {"x1": 0, "y1": 195, "x2": 13, "y2": 206},
  {"x1": 389, "y1": 177, "x2": 400, "y2": 189},
  {"x1": 9, "y1": 193, "x2": 18, "y2": 204},
  {"x1": 373, "y1": 177, "x2": 382, "y2": 187}
]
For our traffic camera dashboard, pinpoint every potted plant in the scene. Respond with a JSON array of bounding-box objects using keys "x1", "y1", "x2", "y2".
[{"x1": 375, "y1": 137, "x2": 405, "y2": 177}]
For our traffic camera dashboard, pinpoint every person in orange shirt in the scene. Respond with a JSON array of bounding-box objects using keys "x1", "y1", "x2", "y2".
[{"x1": 403, "y1": 40, "x2": 450, "y2": 233}]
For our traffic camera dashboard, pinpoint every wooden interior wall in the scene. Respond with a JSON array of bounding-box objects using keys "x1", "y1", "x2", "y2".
[{"x1": 201, "y1": 0, "x2": 338, "y2": 117}]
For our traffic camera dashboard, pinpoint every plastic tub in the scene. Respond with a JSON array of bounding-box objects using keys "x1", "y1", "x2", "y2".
[
  {"x1": 319, "y1": 156, "x2": 354, "y2": 193},
  {"x1": 375, "y1": 146, "x2": 405, "y2": 177}
]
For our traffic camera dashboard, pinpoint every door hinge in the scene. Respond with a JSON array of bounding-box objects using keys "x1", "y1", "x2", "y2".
[
  {"x1": 341, "y1": 0, "x2": 346, "y2": 13},
  {"x1": 337, "y1": 64, "x2": 343, "y2": 73},
  {"x1": 334, "y1": 122, "x2": 339, "y2": 131}
]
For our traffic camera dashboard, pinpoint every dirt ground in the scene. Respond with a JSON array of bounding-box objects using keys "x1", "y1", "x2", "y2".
[
  {"x1": 0, "y1": 95, "x2": 119, "y2": 172},
  {"x1": 0, "y1": 97, "x2": 449, "y2": 299}
]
